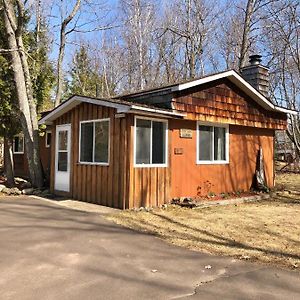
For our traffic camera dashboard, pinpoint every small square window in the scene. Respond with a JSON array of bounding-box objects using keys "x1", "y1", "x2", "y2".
[
  {"x1": 134, "y1": 117, "x2": 168, "y2": 167},
  {"x1": 45, "y1": 131, "x2": 52, "y2": 148},
  {"x1": 197, "y1": 122, "x2": 228, "y2": 164},
  {"x1": 79, "y1": 119, "x2": 110, "y2": 164},
  {"x1": 13, "y1": 135, "x2": 24, "y2": 154}
]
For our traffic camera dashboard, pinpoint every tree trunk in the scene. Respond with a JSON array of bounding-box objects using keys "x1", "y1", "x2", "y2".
[
  {"x1": 2, "y1": 0, "x2": 44, "y2": 188},
  {"x1": 239, "y1": 0, "x2": 255, "y2": 69},
  {"x1": 54, "y1": 29, "x2": 66, "y2": 107},
  {"x1": 54, "y1": 0, "x2": 81, "y2": 107},
  {"x1": 4, "y1": 137, "x2": 15, "y2": 187}
]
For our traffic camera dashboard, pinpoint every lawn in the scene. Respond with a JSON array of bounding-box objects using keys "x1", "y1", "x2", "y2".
[{"x1": 107, "y1": 172, "x2": 300, "y2": 269}]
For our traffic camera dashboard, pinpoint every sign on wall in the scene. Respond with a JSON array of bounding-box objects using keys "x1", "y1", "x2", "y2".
[{"x1": 180, "y1": 129, "x2": 193, "y2": 138}]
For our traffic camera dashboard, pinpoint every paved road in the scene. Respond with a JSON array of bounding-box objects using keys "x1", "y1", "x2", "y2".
[{"x1": 0, "y1": 197, "x2": 299, "y2": 300}]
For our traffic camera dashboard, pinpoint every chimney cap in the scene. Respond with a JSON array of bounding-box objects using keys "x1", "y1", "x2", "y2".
[{"x1": 249, "y1": 54, "x2": 262, "y2": 65}]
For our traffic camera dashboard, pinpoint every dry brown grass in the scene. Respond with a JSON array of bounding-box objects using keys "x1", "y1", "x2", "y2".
[{"x1": 107, "y1": 173, "x2": 300, "y2": 269}]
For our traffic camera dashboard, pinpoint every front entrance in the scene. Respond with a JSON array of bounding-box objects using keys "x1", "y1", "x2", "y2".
[{"x1": 55, "y1": 124, "x2": 71, "y2": 192}]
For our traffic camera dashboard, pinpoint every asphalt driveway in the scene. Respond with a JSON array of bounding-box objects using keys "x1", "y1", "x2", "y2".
[{"x1": 0, "y1": 196, "x2": 299, "y2": 300}]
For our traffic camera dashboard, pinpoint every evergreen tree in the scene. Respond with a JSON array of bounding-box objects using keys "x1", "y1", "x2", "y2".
[{"x1": 68, "y1": 44, "x2": 115, "y2": 98}]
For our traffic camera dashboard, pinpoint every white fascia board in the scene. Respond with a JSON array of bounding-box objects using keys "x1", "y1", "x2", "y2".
[
  {"x1": 172, "y1": 70, "x2": 234, "y2": 92},
  {"x1": 171, "y1": 70, "x2": 275, "y2": 111},
  {"x1": 170, "y1": 70, "x2": 299, "y2": 115},
  {"x1": 130, "y1": 105, "x2": 186, "y2": 117},
  {"x1": 274, "y1": 106, "x2": 298, "y2": 115},
  {"x1": 39, "y1": 95, "x2": 131, "y2": 125}
]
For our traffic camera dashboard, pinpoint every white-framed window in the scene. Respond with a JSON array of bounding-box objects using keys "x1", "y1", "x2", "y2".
[
  {"x1": 13, "y1": 134, "x2": 24, "y2": 154},
  {"x1": 134, "y1": 116, "x2": 168, "y2": 167},
  {"x1": 196, "y1": 121, "x2": 229, "y2": 164},
  {"x1": 45, "y1": 131, "x2": 52, "y2": 148},
  {"x1": 79, "y1": 118, "x2": 110, "y2": 165}
]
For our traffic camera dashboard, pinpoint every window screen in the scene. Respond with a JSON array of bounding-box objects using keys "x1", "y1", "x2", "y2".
[
  {"x1": 80, "y1": 120, "x2": 109, "y2": 164},
  {"x1": 135, "y1": 118, "x2": 167, "y2": 166},
  {"x1": 152, "y1": 121, "x2": 166, "y2": 164},
  {"x1": 94, "y1": 121, "x2": 109, "y2": 163},
  {"x1": 198, "y1": 126, "x2": 213, "y2": 161},
  {"x1": 136, "y1": 119, "x2": 151, "y2": 164},
  {"x1": 46, "y1": 132, "x2": 52, "y2": 147},
  {"x1": 198, "y1": 124, "x2": 227, "y2": 162},
  {"x1": 214, "y1": 127, "x2": 226, "y2": 160},
  {"x1": 13, "y1": 136, "x2": 24, "y2": 153}
]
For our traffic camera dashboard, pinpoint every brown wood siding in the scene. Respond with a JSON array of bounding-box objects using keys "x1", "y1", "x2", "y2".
[
  {"x1": 173, "y1": 78, "x2": 287, "y2": 130},
  {"x1": 13, "y1": 130, "x2": 51, "y2": 182},
  {"x1": 50, "y1": 103, "x2": 129, "y2": 208},
  {"x1": 127, "y1": 115, "x2": 171, "y2": 208},
  {"x1": 50, "y1": 106, "x2": 172, "y2": 209}
]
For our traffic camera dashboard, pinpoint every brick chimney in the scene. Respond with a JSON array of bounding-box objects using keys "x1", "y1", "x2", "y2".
[{"x1": 240, "y1": 55, "x2": 269, "y2": 97}]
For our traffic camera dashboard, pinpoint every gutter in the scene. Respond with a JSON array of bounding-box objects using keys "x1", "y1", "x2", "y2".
[{"x1": 130, "y1": 105, "x2": 186, "y2": 118}]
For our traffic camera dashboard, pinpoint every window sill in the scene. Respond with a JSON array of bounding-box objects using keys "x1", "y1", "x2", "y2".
[
  {"x1": 134, "y1": 164, "x2": 168, "y2": 168},
  {"x1": 196, "y1": 160, "x2": 229, "y2": 165},
  {"x1": 77, "y1": 162, "x2": 109, "y2": 166},
  {"x1": 13, "y1": 152, "x2": 24, "y2": 155}
]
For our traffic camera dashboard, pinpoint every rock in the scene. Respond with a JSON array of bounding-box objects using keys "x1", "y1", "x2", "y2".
[
  {"x1": 32, "y1": 189, "x2": 43, "y2": 195},
  {"x1": 14, "y1": 177, "x2": 27, "y2": 183},
  {"x1": 151, "y1": 269, "x2": 158, "y2": 273},
  {"x1": 11, "y1": 187, "x2": 22, "y2": 195},
  {"x1": 0, "y1": 184, "x2": 5, "y2": 192},
  {"x1": 171, "y1": 197, "x2": 180, "y2": 204},
  {"x1": 240, "y1": 255, "x2": 250, "y2": 260},
  {"x1": 20, "y1": 181, "x2": 32, "y2": 189},
  {"x1": 22, "y1": 188, "x2": 34, "y2": 195},
  {"x1": 2, "y1": 187, "x2": 21, "y2": 195},
  {"x1": 2, "y1": 187, "x2": 11, "y2": 195},
  {"x1": 205, "y1": 265, "x2": 212, "y2": 269},
  {"x1": 183, "y1": 197, "x2": 193, "y2": 203},
  {"x1": 40, "y1": 189, "x2": 51, "y2": 196},
  {"x1": 139, "y1": 207, "x2": 145, "y2": 211},
  {"x1": 162, "y1": 204, "x2": 168, "y2": 209},
  {"x1": 145, "y1": 207, "x2": 153, "y2": 212}
]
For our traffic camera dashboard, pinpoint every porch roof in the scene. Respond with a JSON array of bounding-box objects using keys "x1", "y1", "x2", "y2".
[{"x1": 39, "y1": 95, "x2": 185, "y2": 125}]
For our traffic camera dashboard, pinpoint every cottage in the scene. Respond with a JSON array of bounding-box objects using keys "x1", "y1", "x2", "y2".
[
  {"x1": 36, "y1": 56, "x2": 296, "y2": 208},
  {"x1": 12, "y1": 126, "x2": 52, "y2": 181}
]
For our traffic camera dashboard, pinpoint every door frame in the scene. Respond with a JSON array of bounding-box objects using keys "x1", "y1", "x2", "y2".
[{"x1": 54, "y1": 124, "x2": 71, "y2": 193}]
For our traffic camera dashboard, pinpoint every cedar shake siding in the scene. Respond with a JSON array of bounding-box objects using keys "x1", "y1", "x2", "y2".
[{"x1": 172, "y1": 79, "x2": 286, "y2": 129}]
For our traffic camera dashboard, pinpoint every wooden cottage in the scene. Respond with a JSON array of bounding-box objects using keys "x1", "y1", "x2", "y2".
[
  {"x1": 12, "y1": 127, "x2": 52, "y2": 180},
  {"x1": 38, "y1": 67, "x2": 296, "y2": 209}
]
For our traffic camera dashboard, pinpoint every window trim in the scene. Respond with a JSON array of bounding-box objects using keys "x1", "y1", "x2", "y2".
[
  {"x1": 45, "y1": 130, "x2": 52, "y2": 148},
  {"x1": 13, "y1": 134, "x2": 24, "y2": 154},
  {"x1": 196, "y1": 121, "x2": 229, "y2": 165},
  {"x1": 134, "y1": 116, "x2": 168, "y2": 168},
  {"x1": 78, "y1": 118, "x2": 110, "y2": 166}
]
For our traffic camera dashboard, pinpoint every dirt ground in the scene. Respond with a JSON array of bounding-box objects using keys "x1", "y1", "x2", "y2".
[{"x1": 107, "y1": 172, "x2": 300, "y2": 269}]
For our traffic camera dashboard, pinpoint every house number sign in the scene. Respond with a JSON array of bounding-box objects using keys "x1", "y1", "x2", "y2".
[{"x1": 180, "y1": 129, "x2": 193, "y2": 138}]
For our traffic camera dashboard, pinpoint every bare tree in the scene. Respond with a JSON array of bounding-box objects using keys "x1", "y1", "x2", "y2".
[
  {"x1": 54, "y1": 0, "x2": 81, "y2": 107},
  {"x1": 119, "y1": 0, "x2": 157, "y2": 90},
  {"x1": 164, "y1": 0, "x2": 220, "y2": 79},
  {"x1": 2, "y1": 0, "x2": 44, "y2": 187},
  {"x1": 263, "y1": 0, "x2": 300, "y2": 156}
]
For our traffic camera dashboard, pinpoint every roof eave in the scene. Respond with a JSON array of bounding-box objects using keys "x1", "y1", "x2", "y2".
[{"x1": 38, "y1": 95, "x2": 185, "y2": 125}]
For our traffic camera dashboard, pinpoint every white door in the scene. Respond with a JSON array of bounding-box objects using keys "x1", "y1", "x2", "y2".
[{"x1": 55, "y1": 124, "x2": 71, "y2": 192}]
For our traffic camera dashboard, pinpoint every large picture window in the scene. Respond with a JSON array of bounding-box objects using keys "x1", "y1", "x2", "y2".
[
  {"x1": 197, "y1": 122, "x2": 228, "y2": 164},
  {"x1": 13, "y1": 135, "x2": 24, "y2": 154},
  {"x1": 79, "y1": 119, "x2": 110, "y2": 164},
  {"x1": 134, "y1": 117, "x2": 167, "y2": 167}
]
